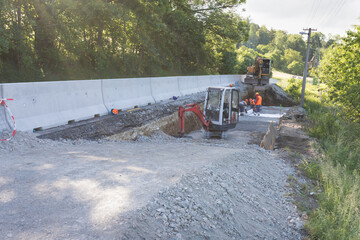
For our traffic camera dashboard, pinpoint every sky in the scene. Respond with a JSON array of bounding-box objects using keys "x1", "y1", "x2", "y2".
[{"x1": 238, "y1": 0, "x2": 360, "y2": 37}]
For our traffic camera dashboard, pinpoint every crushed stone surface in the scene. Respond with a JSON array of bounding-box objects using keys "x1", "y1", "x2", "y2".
[
  {"x1": 0, "y1": 89, "x2": 305, "y2": 239},
  {"x1": 1, "y1": 136, "x2": 304, "y2": 239},
  {"x1": 116, "y1": 148, "x2": 303, "y2": 240}
]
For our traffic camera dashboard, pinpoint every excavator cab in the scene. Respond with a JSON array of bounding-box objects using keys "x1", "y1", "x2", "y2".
[
  {"x1": 205, "y1": 87, "x2": 239, "y2": 127},
  {"x1": 178, "y1": 86, "x2": 239, "y2": 139}
]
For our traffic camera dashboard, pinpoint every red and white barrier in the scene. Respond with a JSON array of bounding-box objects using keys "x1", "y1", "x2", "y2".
[{"x1": 0, "y1": 98, "x2": 16, "y2": 141}]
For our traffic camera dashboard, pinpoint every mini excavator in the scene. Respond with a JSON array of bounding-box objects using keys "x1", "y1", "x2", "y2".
[{"x1": 178, "y1": 86, "x2": 240, "y2": 139}]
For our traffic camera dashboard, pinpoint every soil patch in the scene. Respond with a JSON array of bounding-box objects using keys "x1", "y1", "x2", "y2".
[
  {"x1": 243, "y1": 84, "x2": 296, "y2": 107},
  {"x1": 247, "y1": 132, "x2": 264, "y2": 145},
  {"x1": 276, "y1": 115, "x2": 312, "y2": 156},
  {"x1": 108, "y1": 108, "x2": 203, "y2": 141},
  {"x1": 275, "y1": 107, "x2": 320, "y2": 235}
]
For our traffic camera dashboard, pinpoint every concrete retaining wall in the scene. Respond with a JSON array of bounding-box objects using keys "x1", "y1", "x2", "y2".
[
  {"x1": 151, "y1": 77, "x2": 181, "y2": 102},
  {"x1": 102, "y1": 78, "x2": 154, "y2": 111},
  {"x1": 2, "y1": 81, "x2": 107, "y2": 131},
  {"x1": 178, "y1": 76, "x2": 199, "y2": 96},
  {"x1": 197, "y1": 76, "x2": 213, "y2": 91},
  {"x1": 0, "y1": 75, "x2": 243, "y2": 131}
]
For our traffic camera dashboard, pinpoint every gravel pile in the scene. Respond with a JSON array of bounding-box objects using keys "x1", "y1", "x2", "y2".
[
  {"x1": 0, "y1": 131, "x2": 98, "y2": 154},
  {"x1": 117, "y1": 148, "x2": 304, "y2": 240}
]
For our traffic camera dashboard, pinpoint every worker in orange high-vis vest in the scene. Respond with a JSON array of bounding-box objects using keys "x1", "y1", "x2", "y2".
[
  {"x1": 249, "y1": 98, "x2": 255, "y2": 109},
  {"x1": 254, "y1": 92, "x2": 262, "y2": 116}
]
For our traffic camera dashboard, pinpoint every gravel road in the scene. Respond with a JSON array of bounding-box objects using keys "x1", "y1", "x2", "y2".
[{"x1": 0, "y1": 106, "x2": 304, "y2": 239}]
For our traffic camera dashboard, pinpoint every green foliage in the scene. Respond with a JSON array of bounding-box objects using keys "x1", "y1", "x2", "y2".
[
  {"x1": 238, "y1": 23, "x2": 307, "y2": 75},
  {"x1": 304, "y1": 101, "x2": 360, "y2": 239},
  {"x1": 283, "y1": 49, "x2": 302, "y2": 74},
  {"x1": 279, "y1": 25, "x2": 360, "y2": 236},
  {"x1": 315, "y1": 25, "x2": 360, "y2": 121},
  {"x1": 307, "y1": 161, "x2": 360, "y2": 240},
  {"x1": 299, "y1": 160, "x2": 321, "y2": 181},
  {"x1": 286, "y1": 34, "x2": 306, "y2": 59},
  {"x1": 236, "y1": 45, "x2": 261, "y2": 74},
  {"x1": 0, "y1": 0, "x2": 248, "y2": 82},
  {"x1": 284, "y1": 78, "x2": 302, "y2": 103},
  {"x1": 218, "y1": 50, "x2": 238, "y2": 74},
  {"x1": 278, "y1": 72, "x2": 360, "y2": 239},
  {"x1": 287, "y1": 61, "x2": 303, "y2": 76}
]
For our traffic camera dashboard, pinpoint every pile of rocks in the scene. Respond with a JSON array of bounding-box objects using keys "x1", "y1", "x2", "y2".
[{"x1": 118, "y1": 149, "x2": 304, "y2": 239}]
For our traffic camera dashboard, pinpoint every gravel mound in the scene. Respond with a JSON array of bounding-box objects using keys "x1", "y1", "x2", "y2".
[
  {"x1": 0, "y1": 131, "x2": 97, "y2": 153},
  {"x1": 117, "y1": 148, "x2": 304, "y2": 240}
]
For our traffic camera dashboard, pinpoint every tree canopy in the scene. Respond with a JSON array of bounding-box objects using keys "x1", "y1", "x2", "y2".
[
  {"x1": 315, "y1": 25, "x2": 360, "y2": 121},
  {"x1": 0, "y1": 0, "x2": 248, "y2": 82}
]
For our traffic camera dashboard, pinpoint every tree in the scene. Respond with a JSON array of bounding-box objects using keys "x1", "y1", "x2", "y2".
[
  {"x1": 283, "y1": 49, "x2": 302, "y2": 75},
  {"x1": 0, "y1": 0, "x2": 249, "y2": 82},
  {"x1": 257, "y1": 25, "x2": 271, "y2": 45},
  {"x1": 287, "y1": 61, "x2": 303, "y2": 76},
  {"x1": 273, "y1": 30, "x2": 287, "y2": 51},
  {"x1": 286, "y1": 34, "x2": 306, "y2": 60},
  {"x1": 236, "y1": 45, "x2": 261, "y2": 74},
  {"x1": 316, "y1": 25, "x2": 360, "y2": 121}
]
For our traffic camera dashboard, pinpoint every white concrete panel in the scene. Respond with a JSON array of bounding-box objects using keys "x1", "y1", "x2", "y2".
[
  {"x1": 2, "y1": 80, "x2": 107, "y2": 131},
  {"x1": 102, "y1": 78, "x2": 154, "y2": 110},
  {"x1": 178, "y1": 76, "x2": 199, "y2": 96},
  {"x1": 220, "y1": 75, "x2": 232, "y2": 85},
  {"x1": 210, "y1": 75, "x2": 221, "y2": 87},
  {"x1": 220, "y1": 75, "x2": 227, "y2": 85},
  {"x1": 197, "y1": 75, "x2": 212, "y2": 91},
  {"x1": 150, "y1": 77, "x2": 181, "y2": 102},
  {"x1": 239, "y1": 75, "x2": 246, "y2": 84}
]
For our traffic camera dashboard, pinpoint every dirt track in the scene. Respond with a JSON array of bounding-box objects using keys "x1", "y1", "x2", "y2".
[{"x1": 0, "y1": 105, "x2": 306, "y2": 239}]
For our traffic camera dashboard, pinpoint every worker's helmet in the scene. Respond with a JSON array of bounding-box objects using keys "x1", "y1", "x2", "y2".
[
  {"x1": 245, "y1": 99, "x2": 248, "y2": 102},
  {"x1": 255, "y1": 92, "x2": 259, "y2": 95}
]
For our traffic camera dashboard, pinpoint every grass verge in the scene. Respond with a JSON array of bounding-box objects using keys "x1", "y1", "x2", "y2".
[{"x1": 274, "y1": 73, "x2": 360, "y2": 239}]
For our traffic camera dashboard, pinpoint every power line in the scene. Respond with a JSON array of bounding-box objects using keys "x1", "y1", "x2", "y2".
[
  {"x1": 305, "y1": 0, "x2": 318, "y2": 26},
  {"x1": 318, "y1": 0, "x2": 347, "y2": 26},
  {"x1": 307, "y1": 0, "x2": 323, "y2": 26}
]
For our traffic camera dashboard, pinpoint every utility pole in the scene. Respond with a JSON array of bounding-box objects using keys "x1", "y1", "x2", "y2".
[{"x1": 299, "y1": 28, "x2": 317, "y2": 107}]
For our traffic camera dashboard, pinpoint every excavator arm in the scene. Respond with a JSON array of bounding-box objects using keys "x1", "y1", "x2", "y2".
[{"x1": 178, "y1": 103, "x2": 211, "y2": 137}]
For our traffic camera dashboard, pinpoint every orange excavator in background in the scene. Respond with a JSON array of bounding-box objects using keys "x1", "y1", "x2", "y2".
[
  {"x1": 244, "y1": 56, "x2": 271, "y2": 86},
  {"x1": 178, "y1": 86, "x2": 240, "y2": 139}
]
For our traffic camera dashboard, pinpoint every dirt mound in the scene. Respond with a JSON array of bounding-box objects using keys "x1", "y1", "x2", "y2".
[
  {"x1": 243, "y1": 84, "x2": 296, "y2": 107},
  {"x1": 108, "y1": 110, "x2": 203, "y2": 141},
  {"x1": 276, "y1": 107, "x2": 313, "y2": 155},
  {"x1": 264, "y1": 84, "x2": 296, "y2": 107}
]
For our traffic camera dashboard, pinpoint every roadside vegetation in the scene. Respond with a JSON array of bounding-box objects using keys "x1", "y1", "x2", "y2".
[
  {"x1": 0, "y1": 0, "x2": 248, "y2": 82},
  {"x1": 277, "y1": 24, "x2": 360, "y2": 239}
]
